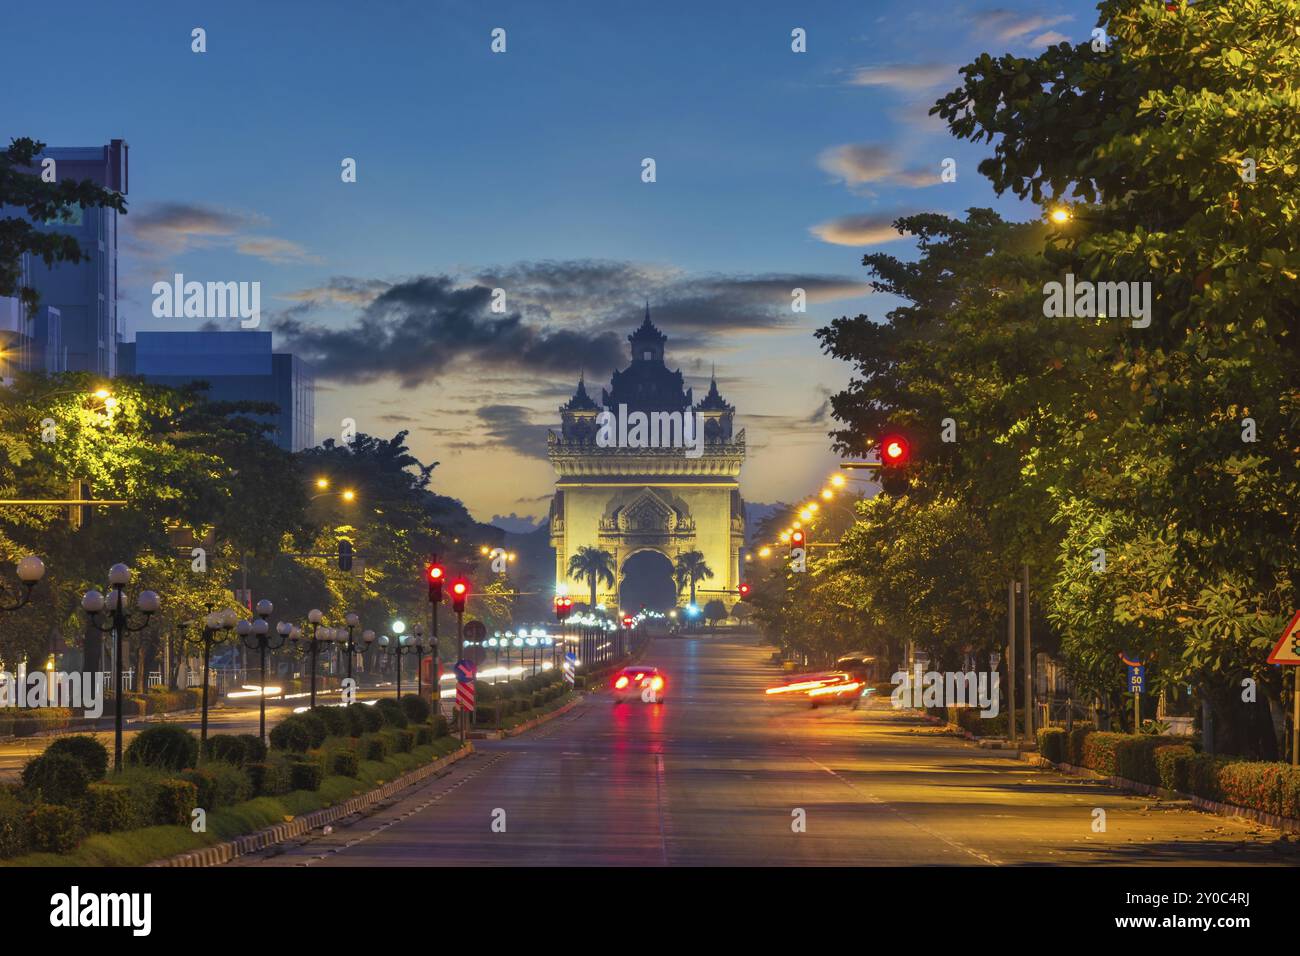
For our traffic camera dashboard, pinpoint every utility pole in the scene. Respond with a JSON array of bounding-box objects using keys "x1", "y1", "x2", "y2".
[
  {"x1": 1007, "y1": 579, "x2": 1017, "y2": 743},
  {"x1": 1023, "y1": 564, "x2": 1033, "y2": 738}
]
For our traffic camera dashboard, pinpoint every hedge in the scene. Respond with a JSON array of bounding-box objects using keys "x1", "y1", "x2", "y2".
[
  {"x1": 0, "y1": 791, "x2": 30, "y2": 858},
  {"x1": 29, "y1": 804, "x2": 84, "y2": 853},
  {"x1": 21, "y1": 753, "x2": 90, "y2": 806},
  {"x1": 82, "y1": 784, "x2": 133, "y2": 833},
  {"x1": 1037, "y1": 727, "x2": 1067, "y2": 763},
  {"x1": 43, "y1": 736, "x2": 109, "y2": 780},
  {"x1": 183, "y1": 762, "x2": 252, "y2": 809},
  {"x1": 399, "y1": 695, "x2": 431, "y2": 724},
  {"x1": 1154, "y1": 745, "x2": 1197, "y2": 792},
  {"x1": 0, "y1": 708, "x2": 74, "y2": 737},
  {"x1": 360, "y1": 734, "x2": 389, "y2": 762},
  {"x1": 125, "y1": 725, "x2": 199, "y2": 770},
  {"x1": 1068, "y1": 723, "x2": 1094, "y2": 766},
  {"x1": 332, "y1": 750, "x2": 360, "y2": 777},
  {"x1": 349, "y1": 703, "x2": 383, "y2": 733},
  {"x1": 289, "y1": 759, "x2": 324, "y2": 792},
  {"x1": 204, "y1": 734, "x2": 251, "y2": 766},
  {"x1": 374, "y1": 698, "x2": 408, "y2": 728},
  {"x1": 269, "y1": 716, "x2": 313, "y2": 753},
  {"x1": 153, "y1": 779, "x2": 199, "y2": 825}
]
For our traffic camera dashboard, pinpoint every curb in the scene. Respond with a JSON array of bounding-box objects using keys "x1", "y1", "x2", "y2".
[
  {"x1": 150, "y1": 742, "x2": 476, "y2": 867},
  {"x1": 1018, "y1": 751, "x2": 1300, "y2": 835},
  {"x1": 474, "y1": 693, "x2": 585, "y2": 740}
]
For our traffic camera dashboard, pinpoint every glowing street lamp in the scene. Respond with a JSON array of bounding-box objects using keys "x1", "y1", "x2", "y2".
[{"x1": 0, "y1": 556, "x2": 46, "y2": 613}]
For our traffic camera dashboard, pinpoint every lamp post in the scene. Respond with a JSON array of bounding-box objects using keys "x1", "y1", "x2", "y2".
[
  {"x1": 189, "y1": 605, "x2": 236, "y2": 755},
  {"x1": 0, "y1": 556, "x2": 45, "y2": 612},
  {"x1": 412, "y1": 624, "x2": 427, "y2": 697},
  {"x1": 381, "y1": 633, "x2": 421, "y2": 699},
  {"x1": 81, "y1": 564, "x2": 160, "y2": 772},
  {"x1": 336, "y1": 613, "x2": 363, "y2": 681},
  {"x1": 297, "y1": 608, "x2": 325, "y2": 708},
  {"x1": 237, "y1": 599, "x2": 283, "y2": 742}
]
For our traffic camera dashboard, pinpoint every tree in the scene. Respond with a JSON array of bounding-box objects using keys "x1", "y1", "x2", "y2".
[
  {"x1": 0, "y1": 137, "x2": 128, "y2": 318},
  {"x1": 702, "y1": 599, "x2": 726, "y2": 630},
  {"x1": 566, "y1": 546, "x2": 615, "y2": 608},
  {"x1": 673, "y1": 551, "x2": 713, "y2": 608}
]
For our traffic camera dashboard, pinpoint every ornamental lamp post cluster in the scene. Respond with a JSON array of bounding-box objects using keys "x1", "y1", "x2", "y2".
[
  {"x1": 192, "y1": 606, "x2": 239, "y2": 754},
  {"x1": 237, "y1": 599, "x2": 283, "y2": 742},
  {"x1": 81, "y1": 563, "x2": 160, "y2": 772},
  {"x1": 381, "y1": 629, "x2": 423, "y2": 699},
  {"x1": 0, "y1": 556, "x2": 46, "y2": 612}
]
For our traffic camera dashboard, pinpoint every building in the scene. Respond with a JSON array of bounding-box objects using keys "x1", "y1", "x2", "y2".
[
  {"x1": 0, "y1": 252, "x2": 68, "y2": 382},
  {"x1": 121, "y1": 330, "x2": 315, "y2": 452},
  {"x1": 16, "y1": 140, "x2": 129, "y2": 377},
  {"x1": 548, "y1": 308, "x2": 746, "y2": 612}
]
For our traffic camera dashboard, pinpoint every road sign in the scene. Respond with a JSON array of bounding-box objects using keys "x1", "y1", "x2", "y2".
[
  {"x1": 563, "y1": 651, "x2": 576, "y2": 686},
  {"x1": 1127, "y1": 664, "x2": 1145, "y2": 694},
  {"x1": 456, "y1": 680, "x2": 475, "y2": 713},
  {"x1": 454, "y1": 660, "x2": 476, "y2": 683},
  {"x1": 1267, "y1": 610, "x2": 1300, "y2": 665},
  {"x1": 464, "y1": 620, "x2": 486, "y2": 642}
]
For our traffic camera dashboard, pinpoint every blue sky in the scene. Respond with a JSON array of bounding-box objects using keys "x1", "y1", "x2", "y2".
[{"x1": 5, "y1": 0, "x2": 1096, "y2": 524}]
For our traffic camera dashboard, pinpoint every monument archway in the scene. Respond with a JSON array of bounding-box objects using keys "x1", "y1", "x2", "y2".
[
  {"x1": 620, "y1": 549, "x2": 677, "y2": 612},
  {"x1": 548, "y1": 309, "x2": 746, "y2": 613}
]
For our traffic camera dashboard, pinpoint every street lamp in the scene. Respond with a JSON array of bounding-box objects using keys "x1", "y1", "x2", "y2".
[
  {"x1": 0, "y1": 556, "x2": 45, "y2": 612},
  {"x1": 411, "y1": 623, "x2": 429, "y2": 697},
  {"x1": 81, "y1": 563, "x2": 160, "y2": 772},
  {"x1": 334, "y1": 614, "x2": 365, "y2": 681},
  {"x1": 237, "y1": 599, "x2": 283, "y2": 742},
  {"x1": 381, "y1": 633, "x2": 421, "y2": 699},
  {"x1": 187, "y1": 605, "x2": 237, "y2": 755},
  {"x1": 294, "y1": 608, "x2": 326, "y2": 709}
]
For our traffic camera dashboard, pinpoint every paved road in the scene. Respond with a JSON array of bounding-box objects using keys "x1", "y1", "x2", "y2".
[{"x1": 232, "y1": 635, "x2": 1295, "y2": 866}]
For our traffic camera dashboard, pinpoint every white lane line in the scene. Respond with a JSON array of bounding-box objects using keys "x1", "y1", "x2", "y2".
[
  {"x1": 654, "y1": 751, "x2": 670, "y2": 866},
  {"x1": 802, "y1": 754, "x2": 1000, "y2": 866}
]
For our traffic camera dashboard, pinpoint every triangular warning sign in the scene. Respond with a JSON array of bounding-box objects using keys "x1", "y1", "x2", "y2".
[{"x1": 1267, "y1": 610, "x2": 1300, "y2": 665}]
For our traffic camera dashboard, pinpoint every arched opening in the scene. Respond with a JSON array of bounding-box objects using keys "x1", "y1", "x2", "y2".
[{"x1": 619, "y1": 550, "x2": 677, "y2": 612}]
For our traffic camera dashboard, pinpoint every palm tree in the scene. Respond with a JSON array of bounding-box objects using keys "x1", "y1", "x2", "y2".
[
  {"x1": 673, "y1": 550, "x2": 714, "y2": 607},
  {"x1": 566, "y1": 546, "x2": 616, "y2": 609}
]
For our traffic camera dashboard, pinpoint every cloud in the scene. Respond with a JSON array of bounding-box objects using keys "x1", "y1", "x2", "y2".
[
  {"x1": 971, "y1": 9, "x2": 1073, "y2": 43},
  {"x1": 847, "y1": 63, "x2": 957, "y2": 90},
  {"x1": 283, "y1": 276, "x2": 395, "y2": 307},
  {"x1": 272, "y1": 275, "x2": 626, "y2": 388},
  {"x1": 818, "y1": 144, "x2": 943, "y2": 191},
  {"x1": 125, "y1": 201, "x2": 317, "y2": 265},
  {"x1": 1031, "y1": 30, "x2": 1070, "y2": 45},
  {"x1": 809, "y1": 212, "x2": 912, "y2": 247}
]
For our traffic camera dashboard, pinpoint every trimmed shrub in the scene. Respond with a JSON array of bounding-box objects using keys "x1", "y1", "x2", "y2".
[
  {"x1": 1216, "y1": 761, "x2": 1300, "y2": 818},
  {"x1": 1154, "y1": 745, "x2": 1196, "y2": 792},
  {"x1": 375, "y1": 698, "x2": 408, "y2": 728},
  {"x1": 433, "y1": 715, "x2": 450, "y2": 738},
  {"x1": 314, "y1": 705, "x2": 350, "y2": 737},
  {"x1": 82, "y1": 783, "x2": 132, "y2": 833},
  {"x1": 1186, "y1": 753, "x2": 1234, "y2": 802},
  {"x1": 350, "y1": 703, "x2": 383, "y2": 733},
  {"x1": 247, "y1": 761, "x2": 289, "y2": 797},
  {"x1": 0, "y1": 791, "x2": 31, "y2": 858},
  {"x1": 414, "y1": 725, "x2": 434, "y2": 746},
  {"x1": 125, "y1": 725, "x2": 198, "y2": 770},
  {"x1": 342, "y1": 705, "x2": 367, "y2": 736},
  {"x1": 204, "y1": 734, "x2": 251, "y2": 766},
  {"x1": 360, "y1": 734, "x2": 389, "y2": 762},
  {"x1": 388, "y1": 729, "x2": 415, "y2": 754},
  {"x1": 43, "y1": 736, "x2": 109, "y2": 781},
  {"x1": 1081, "y1": 732, "x2": 1127, "y2": 776},
  {"x1": 152, "y1": 778, "x2": 198, "y2": 825},
  {"x1": 21, "y1": 753, "x2": 90, "y2": 806},
  {"x1": 399, "y1": 694, "x2": 431, "y2": 724},
  {"x1": 1067, "y1": 723, "x2": 1094, "y2": 766},
  {"x1": 29, "y1": 803, "x2": 84, "y2": 853},
  {"x1": 297, "y1": 710, "x2": 329, "y2": 748},
  {"x1": 289, "y1": 759, "x2": 324, "y2": 792},
  {"x1": 332, "y1": 750, "x2": 360, "y2": 777},
  {"x1": 269, "y1": 715, "x2": 313, "y2": 753},
  {"x1": 1037, "y1": 727, "x2": 1068, "y2": 763},
  {"x1": 237, "y1": 734, "x2": 268, "y2": 764},
  {"x1": 183, "y1": 762, "x2": 252, "y2": 809}
]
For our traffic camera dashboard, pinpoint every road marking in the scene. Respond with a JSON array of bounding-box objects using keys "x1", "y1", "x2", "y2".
[
  {"x1": 802, "y1": 754, "x2": 1000, "y2": 866},
  {"x1": 654, "y1": 751, "x2": 670, "y2": 865}
]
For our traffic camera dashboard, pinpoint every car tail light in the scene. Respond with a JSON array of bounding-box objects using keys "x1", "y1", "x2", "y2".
[
  {"x1": 634, "y1": 673, "x2": 645, "y2": 681},
  {"x1": 650, "y1": 675, "x2": 664, "y2": 691},
  {"x1": 614, "y1": 676, "x2": 629, "y2": 689}
]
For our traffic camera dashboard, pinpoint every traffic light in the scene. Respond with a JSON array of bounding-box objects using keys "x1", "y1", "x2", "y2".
[
  {"x1": 337, "y1": 539, "x2": 353, "y2": 572},
  {"x1": 789, "y1": 529, "x2": 805, "y2": 550},
  {"x1": 622, "y1": 614, "x2": 634, "y2": 629},
  {"x1": 878, "y1": 433, "x2": 911, "y2": 495},
  {"x1": 554, "y1": 595, "x2": 573, "y2": 622},
  {"x1": 879, "y1": 434, "x2": 910, "y2": 467},
  {"x1": 425, "y1": 560, "x2": 444, "y2": 603},
  {"x1": 450, "y1": 578, "x2": 470, "y2": 614},
  {"x1": 737, "y1": 582, "x2": 752, "y2": 600}
]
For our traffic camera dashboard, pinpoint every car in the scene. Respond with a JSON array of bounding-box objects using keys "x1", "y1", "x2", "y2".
[
  {"x1": 612, "y1": 665, "x2": 666, "y2": 703},
  {"x1": 765, "y1": 670, "x2": 865, "y2": 709}
]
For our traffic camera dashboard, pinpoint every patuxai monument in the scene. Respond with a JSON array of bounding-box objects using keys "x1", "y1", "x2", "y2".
[{"x1": 547, "y1": 308, "x2": 746, "y2": 613}]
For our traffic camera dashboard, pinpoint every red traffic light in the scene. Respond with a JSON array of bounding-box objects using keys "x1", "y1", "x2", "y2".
[
  {"x1": 450, "y1": 577, "x2": 470, "y2": 613},
  {"x1": 427, "y1": 564, "x2": 444, "y2": 582},
  {"x1": 737, "y1": 582, "x2": 752, "y2": 598},
  {"x1": 880, "y1": 434, "x2": 910, "y2": 466},
  {"x1": 622, "y1": 615, "x2": 634, "y2": 629},
  {"x1": 554, "y1": 595, "x2": 574, "y2": 621},
  {"x1": 790, "y1": 530, "x2": 805, "y2": 548}
]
